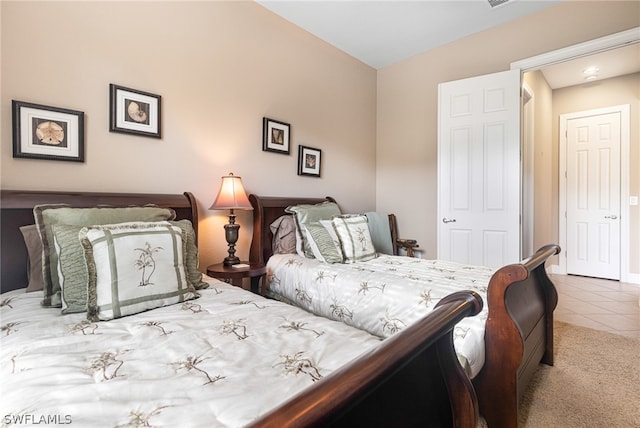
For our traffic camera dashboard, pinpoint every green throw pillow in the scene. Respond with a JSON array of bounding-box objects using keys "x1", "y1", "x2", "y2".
[
  {"x1": 34, "y1": 205, "x2": 176, "y2": 307},
  {"x1": 285, "y1": 201, "x2": 341, "y2": 258},
  {"x1": 303, "y1": 221, "x2": 343, "y2": 263}
]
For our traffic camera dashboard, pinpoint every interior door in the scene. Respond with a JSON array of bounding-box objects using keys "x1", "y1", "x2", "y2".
[
  {"x1": 437, "y1": 69, "x2": 521, "y2": 268},
  {"x1": 565, "y1": 110, "x2": 621, "y2": 280}
]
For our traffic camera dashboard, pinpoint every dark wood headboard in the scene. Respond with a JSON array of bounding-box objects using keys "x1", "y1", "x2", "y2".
[
  {"x1": 0, "y1": 190, "x2": 198, "y2": 294},
  {"x1": 248, "y1": 194, "x2": 335, "y2": 265}
]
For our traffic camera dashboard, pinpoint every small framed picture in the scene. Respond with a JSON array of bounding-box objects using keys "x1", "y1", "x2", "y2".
[
  {"x1": 262, "y1": 117, "x2": 290, "y2": 154},
  {"x1": 109, "y1": 84, "x2": 161, "y2": 138},
  {"x1": 12, "y1": 100, "x2": 85, "y2": 162},
  {"x1": 298, "y1": 145, "x2": 321, "y2": 177}
]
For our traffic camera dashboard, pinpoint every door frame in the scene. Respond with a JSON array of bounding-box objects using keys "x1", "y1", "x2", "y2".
[
  {"x1": 510, "y1": 27, "x2": 639, "y2": 72},
  {"x1": 509, "y1": 26, "x2": 638, "y2": 282},
  {"x1": 559, "y1": 105, "x2": 630, "y2": 281},
  {"x1": 521, "y1": 82, "x2": 535, "y2": 259}
]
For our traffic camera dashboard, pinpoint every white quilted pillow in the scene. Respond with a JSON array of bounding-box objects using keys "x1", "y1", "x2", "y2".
[
  {"x1": 80, "y1": 221, "x2": 198, "y2": 321},
  {"x1": 331, "y1": 215, "x2": 377, "y2": 263}
]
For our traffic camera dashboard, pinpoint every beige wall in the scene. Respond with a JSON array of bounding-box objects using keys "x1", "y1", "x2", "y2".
[
  {"x1": 377, "y1": 1, "x2": 639, "y2": 268},
  {"x1": 523, "y1": 71, "x2": 554, "y2": 254},
  {"x1": 3, "y1": 1, "x2": 638, "y2": 276},
  {"x1": 552, "y1": 72, "x2": 640, "y2": 275},
  {"x1": 0, "y1": 1, "x2": 377, "y2": 266}
]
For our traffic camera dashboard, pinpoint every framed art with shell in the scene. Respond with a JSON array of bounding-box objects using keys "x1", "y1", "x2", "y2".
[
  {"x1": 12, "y1": 100, "x2": 85, "y2": 162},
  {"x1": 109, "y1": 84, "x2": 161, "y2": 138}
]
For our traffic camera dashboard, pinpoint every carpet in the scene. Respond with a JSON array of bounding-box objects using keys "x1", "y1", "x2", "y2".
[{"x1": 518, "y1": 322, "x2": 640, "y2": 427}]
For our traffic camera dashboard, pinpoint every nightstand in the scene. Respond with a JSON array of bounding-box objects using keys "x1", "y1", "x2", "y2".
[{"x1": 206, "y1": 262, "x2": 266, "y2": 294}]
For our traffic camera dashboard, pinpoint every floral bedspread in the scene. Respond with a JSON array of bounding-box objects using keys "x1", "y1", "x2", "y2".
[
  {"x1": 267, "y1": 254, "x2": 494, "y2": 378},
  {"x1": 0, "y1": 277, "x2": 382, "y2": 428}
]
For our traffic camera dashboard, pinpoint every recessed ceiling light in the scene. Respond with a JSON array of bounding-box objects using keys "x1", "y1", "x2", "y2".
[{"x1": 583, "y1": 66, "x2": 600, "y2": 76}]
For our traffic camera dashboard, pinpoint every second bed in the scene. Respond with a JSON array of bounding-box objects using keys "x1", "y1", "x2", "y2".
[{"x1": 249, "y1": 194, "x2": 561, "y2": 428}]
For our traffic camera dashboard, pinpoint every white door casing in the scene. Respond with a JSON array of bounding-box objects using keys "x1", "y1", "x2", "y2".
[
  {"x1": 561, "y1": 105, "x2": 629, "y2": 281},
  {"x1": 521, "y1": 82, "x2": 535, "y2": 260},
  {"x1": 437, "y1": 69, "x2": 521, "y2": 268},
  {"x1": 511, "y1": 28, "x2": 637, "y2": 282}
]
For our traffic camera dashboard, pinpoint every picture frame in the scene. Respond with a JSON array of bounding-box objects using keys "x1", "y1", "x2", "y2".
[
  {"x1": 12, "y1": 100, "x2": 85, "y2": 162},
  {"x1": 262, "y1": 117, "x2": 290, "y2": 154},
  {"x1": 297, "y1": 145, "x2": 321, "y2": 177},
  {"x1": 109, "y1": 84, "x2": 161, "y2": 138}
]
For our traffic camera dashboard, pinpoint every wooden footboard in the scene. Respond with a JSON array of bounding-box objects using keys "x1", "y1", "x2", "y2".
[
  {"x1": 252, "y1": 291, "x2": 483, "y2": 428},
  {"x1": 473, "y1": 244, "x2": 560, "y2": 428}
]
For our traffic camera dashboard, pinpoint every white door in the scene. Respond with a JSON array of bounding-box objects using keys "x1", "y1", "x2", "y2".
[
  {"x1": 565, "y1": 111, "x2": 621, "y2": 280},
  {"x1": 437, "y1": 69, "x2": 521, "y2": 268}
]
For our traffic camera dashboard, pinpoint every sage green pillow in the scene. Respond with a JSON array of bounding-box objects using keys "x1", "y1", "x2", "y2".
[
  {"x1": 303, "y1": 221, "x2": 343, "y2": 263},
  {"x1": 54, "y1": 224, "x2": 89, "y2": 314},
  {"x1": 170, "y1": 219, "x2": 208, "y2": 290},
  {"x1": 285, "y1": 202, "x2": 341, "y2": 258},
  {"x1": 34, "y1": 205, "x2": 177, "y2": 307}
]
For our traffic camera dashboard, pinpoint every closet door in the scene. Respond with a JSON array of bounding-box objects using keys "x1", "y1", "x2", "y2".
[
  {"x1": 564, "y1": 108, "x2": 622, "y2": 280},
  {"x1": 437, "y1": 69, "x2": 521, "y2": 268}
]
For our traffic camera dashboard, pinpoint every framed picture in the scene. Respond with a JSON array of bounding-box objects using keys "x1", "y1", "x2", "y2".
[
  {"x1": 109, "y1": 84, "x2": 161, "y2": 138},
  {"x1": 297, "y1": 145, "x2": 321, "y2": 177},
  {"x1": 262, "y1": 117, "x2": 290, "y2": 154},
  {"x1": 12, "y1": 100, "x2": 85, "y2": 162}
]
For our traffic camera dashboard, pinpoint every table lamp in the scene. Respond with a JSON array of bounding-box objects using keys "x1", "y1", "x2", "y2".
[{"x1": 209, "y1": 173, "x2": 253, "y2": 266}]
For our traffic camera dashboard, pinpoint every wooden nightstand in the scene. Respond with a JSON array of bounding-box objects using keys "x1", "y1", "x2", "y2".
[{"x1": 206, "y1": 262, "x2": 266, "y2": 294}]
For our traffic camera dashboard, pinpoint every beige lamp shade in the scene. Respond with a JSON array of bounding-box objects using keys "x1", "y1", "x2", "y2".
[{"x1": 209, "y1": 173, "x2": 252, "y2": 210}]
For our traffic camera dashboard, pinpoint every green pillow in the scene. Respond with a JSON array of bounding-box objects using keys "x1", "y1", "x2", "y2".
[
  {"x1": 303, "y1": 221, "x2": 343, "y2": 263},
  {"x1": 170, "y1": 219, "x2": 208, "y2": 290},
  {"x1": 54, "y1": 224, "x2": 89, "y2": 314},
  {"x1": 285, "y1": 202, "x2": 341, "y2": 258},
  {"x1": 35, "y1": 205, "x2": 176, "y2": 307}
]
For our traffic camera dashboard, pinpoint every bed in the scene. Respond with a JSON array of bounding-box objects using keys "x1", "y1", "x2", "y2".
[
  {"x1": 1, "y1": 189, "x2": 483, "y2": 427},
  {"x1": 249, "y1": 194, "x2": 561, "y2": 428}
]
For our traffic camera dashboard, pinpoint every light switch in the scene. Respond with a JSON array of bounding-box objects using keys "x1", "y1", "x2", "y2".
[{"x1": 630, "y1": 196, "x2": 639, "y2": 206}]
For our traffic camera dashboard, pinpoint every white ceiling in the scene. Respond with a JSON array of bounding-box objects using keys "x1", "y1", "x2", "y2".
[
  {"x1": 257, "y1": 0, "x2": 561, "y2": 69},
  {"x1": 257, "y1": 0, "x2": 640, "y2": 88},
  {"x1": 539, "y1": 43, "x2": 640, "y2": 89}
]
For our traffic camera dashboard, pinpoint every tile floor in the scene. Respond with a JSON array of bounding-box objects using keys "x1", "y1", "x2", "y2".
[{"x1": 550, "y1": 273, "x2": 640, "y2": 339}]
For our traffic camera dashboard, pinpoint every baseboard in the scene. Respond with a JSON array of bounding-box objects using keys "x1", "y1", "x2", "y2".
[
  {"x1": 624, "y1": 273, "x2": 640, "y2": 285},
  {"x1": 548, "y1": 264, "x2": 640, "y2": 285},
  {"x1": 549, "y1": 264, "x2": 562, "y2": 275}
]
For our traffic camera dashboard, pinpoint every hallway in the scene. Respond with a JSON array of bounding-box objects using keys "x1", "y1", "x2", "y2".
[{"x1": 551, "y1": 273, "x2": 640, "y2": 339}]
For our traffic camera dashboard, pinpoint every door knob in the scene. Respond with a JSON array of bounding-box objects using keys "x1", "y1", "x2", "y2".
[
  {"x1": 604, "y1": 215, "x2": 618, "y2": 219},
  {"x1": 442, "y1": 218, "x2": 457, "y2": 223}
]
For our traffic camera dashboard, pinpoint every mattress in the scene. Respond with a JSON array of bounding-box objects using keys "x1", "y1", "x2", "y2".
[
  {"x1": 0, "y1": 277, "x2": 382, "y2": 427},
  {"x1": 267, "y1": 254, "x2": 493, "y2": 378}
]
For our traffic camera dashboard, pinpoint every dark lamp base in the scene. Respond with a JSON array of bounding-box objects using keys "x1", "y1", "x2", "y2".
[
  {"x1": 223, "y1": 256, "x2": 241, "y2": 266},
  {"x1": 222, "y1": 213, "x2": 241, "y2": 267}
]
